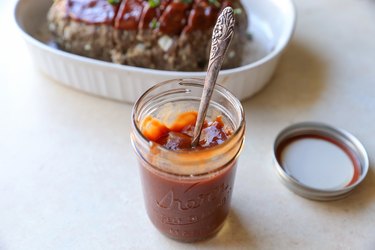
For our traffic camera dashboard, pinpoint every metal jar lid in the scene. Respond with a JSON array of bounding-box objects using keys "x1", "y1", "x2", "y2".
[{"x1": 273, "y1": 122, "x2": 369, "y2": 201}]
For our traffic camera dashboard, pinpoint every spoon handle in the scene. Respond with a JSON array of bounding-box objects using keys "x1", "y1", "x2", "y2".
[{"x1": 191, "y1": 7, "x2": 236, "y2": 147}]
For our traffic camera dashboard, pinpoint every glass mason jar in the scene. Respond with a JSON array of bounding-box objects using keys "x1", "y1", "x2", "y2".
[{"x1": 131, "y1": 78, "x2": 245, "y2": 242}]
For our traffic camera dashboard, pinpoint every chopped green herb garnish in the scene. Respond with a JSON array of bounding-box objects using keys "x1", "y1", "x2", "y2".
[
  {"x1": 180, "y1": 0, "x2": 193, "y2": 4},
  {"x1": 148, "y1": 0, "x2": 161, "y2": 8},
  {"x1": 208, "y1": 0, "x2": 220, "y2": 8},
  {"x1": 246, "y1": 32, "x2": 253, "y2": 41},
  {"x1": 233, "y1": 8, "x2": 242, "y2": 15},
  {"x1": 107, "y1": 0, "x2": 120, "y2": 5},
  {"x1": 150, "y1": 18, "x2": 160, "y2": 29}
]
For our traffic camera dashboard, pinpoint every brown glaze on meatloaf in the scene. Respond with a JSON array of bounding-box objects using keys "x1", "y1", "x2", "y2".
[{"x1": 47, "y1": 0, "x2": 248, "y2": 71}]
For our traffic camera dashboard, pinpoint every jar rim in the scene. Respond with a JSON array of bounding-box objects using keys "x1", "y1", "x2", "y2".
[{"x1": 131, "y1": 78, "x2": 246, "y2": 177}]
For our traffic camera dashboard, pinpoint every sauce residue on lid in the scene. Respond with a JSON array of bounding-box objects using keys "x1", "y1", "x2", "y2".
[{"x1": 276, "y1": 134, "x2": 361, "y2": 190}]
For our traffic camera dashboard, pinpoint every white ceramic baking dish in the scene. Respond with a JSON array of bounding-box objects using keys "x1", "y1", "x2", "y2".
[{"x1": 14, "y1": 0, "x2": 296, "y2": 103}]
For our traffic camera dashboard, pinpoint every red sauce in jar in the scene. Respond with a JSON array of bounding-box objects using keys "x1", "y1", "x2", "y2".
[
  {"x1": 139, "y1": 111, "x2": 237, "y2": 241},
  {"x1": 140, "y1": 154, "x2": 237, "y2": 241}
]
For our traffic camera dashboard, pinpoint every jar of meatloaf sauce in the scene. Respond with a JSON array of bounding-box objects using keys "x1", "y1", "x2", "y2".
[{"x1": 131, "y1": 79, "x2": 245, "y2": 242}]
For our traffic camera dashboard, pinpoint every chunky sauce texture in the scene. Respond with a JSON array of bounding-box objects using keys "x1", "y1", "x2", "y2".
[
  {"x1": 141, "y1": 111, "x2": 232, "y2": 150},
  {"x1": 67, "y1": 0, "x2": 239, "y2": 35}
]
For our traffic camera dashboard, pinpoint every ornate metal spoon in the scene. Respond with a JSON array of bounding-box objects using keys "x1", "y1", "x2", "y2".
[{"x1": 191, "y1": 7, "x2": 236, "y2": 147}]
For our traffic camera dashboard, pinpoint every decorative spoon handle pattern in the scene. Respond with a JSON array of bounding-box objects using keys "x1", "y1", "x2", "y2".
[{"x1": 192, "y1": 7, "x2": 235, "y2": 147}]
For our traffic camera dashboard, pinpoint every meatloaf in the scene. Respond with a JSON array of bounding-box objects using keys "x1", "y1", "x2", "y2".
[{"x1": 47, "y1": 0, "x2": 248, "y2": 71}]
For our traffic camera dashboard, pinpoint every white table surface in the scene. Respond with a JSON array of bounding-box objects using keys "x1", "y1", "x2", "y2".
[{"x1": 1, "y1": 0, "x2": 375, "y2": 249}]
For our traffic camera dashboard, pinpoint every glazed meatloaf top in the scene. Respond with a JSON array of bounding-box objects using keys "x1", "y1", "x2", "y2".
[
  {"x1": 48, "y1": 0, "x2": 248, "y2": 71},
  {"x1": 68, "y1": 0, "x2": 243, "y2": 32}
]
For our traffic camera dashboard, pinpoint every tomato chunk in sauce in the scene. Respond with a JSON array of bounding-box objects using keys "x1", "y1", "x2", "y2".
[{"x1": 141, "y1": 111, "x2": 232, "y2": 150}]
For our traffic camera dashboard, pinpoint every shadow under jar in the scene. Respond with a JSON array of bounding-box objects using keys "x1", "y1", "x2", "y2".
[{"x1": 131, "y1": 79, "x2": 245, "y2": 242}]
